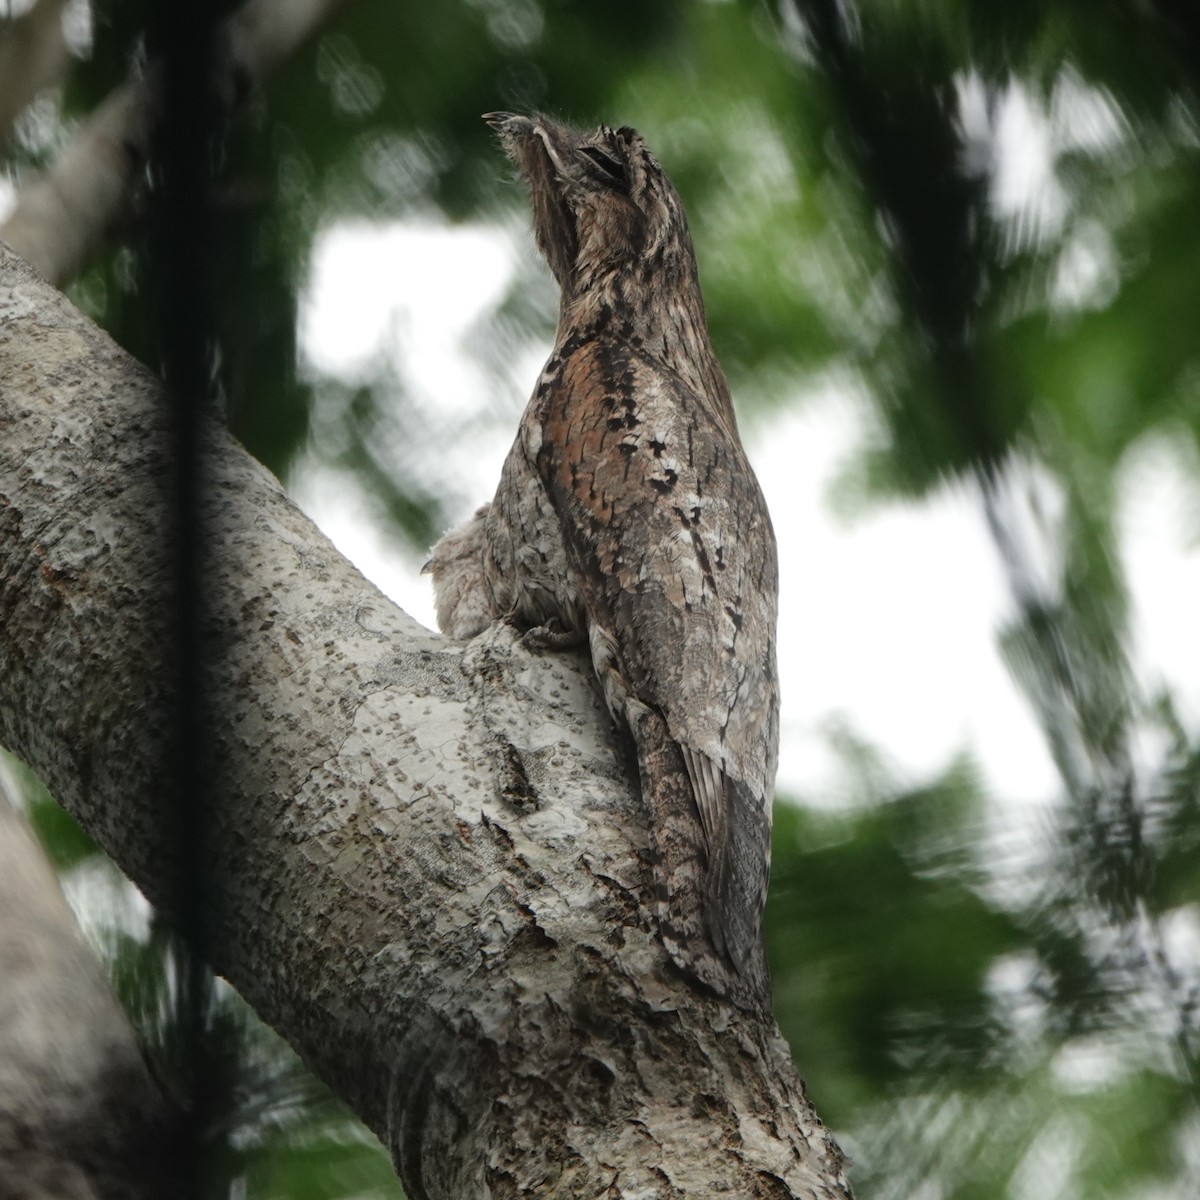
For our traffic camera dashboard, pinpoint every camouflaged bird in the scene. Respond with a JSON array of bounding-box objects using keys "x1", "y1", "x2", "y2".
[{"x1": 427, "y1": 112, "x2": 779, "y2": 1000}]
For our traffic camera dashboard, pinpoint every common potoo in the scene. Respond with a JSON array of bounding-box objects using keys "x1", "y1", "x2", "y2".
[{"x1": 427, "y1": 113, "x2": 779, "y2": 1000}]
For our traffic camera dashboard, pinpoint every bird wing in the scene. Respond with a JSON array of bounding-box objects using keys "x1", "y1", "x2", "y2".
[{"x1": 530, "y1": 337, "x2": 779, "y2": 960}]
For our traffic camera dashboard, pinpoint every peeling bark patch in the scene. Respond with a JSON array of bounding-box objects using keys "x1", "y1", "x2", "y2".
[
  {"x1": 691, "y1": 1090, "x2": 733, "y2": 1123},
  {"x1": 576, "y1": 855, "x2": 643, "y2": 941},
  {"x1": 480, "y1": 810, "x2": 515, "y2": 852},
  {"x1": 512, "y1": 901, "x2": 557, "y2": 951},
  {"x1": 756, "y1": 1170, "x2": 797, "y2": 1199},
  {"x1": 497, "y1": 737, "x2": 539, "y2": 814}
]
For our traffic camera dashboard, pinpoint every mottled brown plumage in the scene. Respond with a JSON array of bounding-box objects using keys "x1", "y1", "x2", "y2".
[{"x1": 427, "y1": 113, "x2": 779, "y2": 1000}]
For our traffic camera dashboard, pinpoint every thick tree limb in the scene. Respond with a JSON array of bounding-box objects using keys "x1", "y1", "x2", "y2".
[
  {"x1": 0, "y1": 0, "x2": 71, "y2": 146},
  {"x1": 0, "y1": 243, "x2": 851, "y2": 1198},
  {"x1": 0, "y1": 759, "x2": 181, "y2": 1199},
  {"x1": 0, "y1": 0, "x2": 356, "y2": 286}
]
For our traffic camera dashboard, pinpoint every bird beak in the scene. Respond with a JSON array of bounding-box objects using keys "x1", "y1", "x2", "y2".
[
  {"x1": 482, "y1": 111, "x2": 523, "y2": 132},
  {"x1": 485, "y1": 111, "x2": 573, "y2": 180},
  {"x1": 484, "y1": 112, "x2": 546, "y2": 153}
]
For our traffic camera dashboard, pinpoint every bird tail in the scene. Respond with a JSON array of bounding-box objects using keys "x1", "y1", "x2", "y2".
[{"x1": 625, "y1": 704, "x2": 770, "y2": 1010}]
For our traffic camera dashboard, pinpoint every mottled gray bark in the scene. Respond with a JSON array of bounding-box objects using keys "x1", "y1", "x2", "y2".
[
  {"x1": 0, "y1": 243, "x2": 852, "y2": 1198},
  {"x1": 0, "y1": 761, "x2": 181, "y2": 1200}
]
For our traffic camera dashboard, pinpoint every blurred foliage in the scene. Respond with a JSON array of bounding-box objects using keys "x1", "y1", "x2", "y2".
[{"x1": 5, "y1": 0, "x2": 1200, "y2": 1197}]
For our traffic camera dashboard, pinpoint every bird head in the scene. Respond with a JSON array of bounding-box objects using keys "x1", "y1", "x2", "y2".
[{"x1": 484, "y1": 111, "x2": 698, "y2": 306}]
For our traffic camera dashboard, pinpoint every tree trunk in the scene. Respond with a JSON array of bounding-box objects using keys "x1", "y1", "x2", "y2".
[
  {"x1": 0, "y1": 761, "x2": 182, "y2": 1200},
  {"x1": 0, "y1": 243, "x2": 851, "y2": 1198}
]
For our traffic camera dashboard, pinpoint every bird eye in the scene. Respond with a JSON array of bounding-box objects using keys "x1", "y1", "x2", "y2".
[{"x1": 581, "y1": 145, "x2": 628, "y2": 189}]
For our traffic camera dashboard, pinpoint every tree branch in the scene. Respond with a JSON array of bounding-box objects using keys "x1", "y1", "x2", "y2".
[
  {"x1": 0, "y1": 243, "x2": 851, "y2": 1199},
  {"x1": 0, "y1": 758, "x2": 181, "y2": 1199},
  {"x1": 0, "y1": 0, "x2": 71, "y2": 146},
  {"x1": 0, "y1": 0, "x2": 356, "y2": 286}
]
